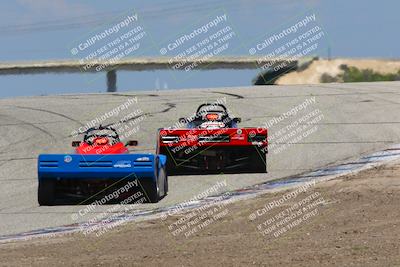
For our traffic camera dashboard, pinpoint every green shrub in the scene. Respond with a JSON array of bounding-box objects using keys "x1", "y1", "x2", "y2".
[{"x1": 321, "y1": 64, "x2": 400, "y2": 83}]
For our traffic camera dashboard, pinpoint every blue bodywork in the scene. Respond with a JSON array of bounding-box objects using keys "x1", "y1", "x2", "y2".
[{"x1": 38, "y1": 153, "x2": 167, "y2": 182}]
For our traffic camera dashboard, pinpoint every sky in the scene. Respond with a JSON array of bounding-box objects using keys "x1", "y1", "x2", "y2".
[{"x1": 0, "y1": 0, "x2": 399, "y2": 98}]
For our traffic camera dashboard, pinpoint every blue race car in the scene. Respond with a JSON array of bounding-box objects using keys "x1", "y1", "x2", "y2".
[{"x1": 38, "y1": 126, "x2": 168, "y2": 205}]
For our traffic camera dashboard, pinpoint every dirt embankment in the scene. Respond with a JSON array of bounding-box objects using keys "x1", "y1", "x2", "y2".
[
  {"x1": 276, "y1": 59, "x2": 400, "y2": 85},
  {"x1": 1, "y1": 162, "x2": 400, "y2": 267}
]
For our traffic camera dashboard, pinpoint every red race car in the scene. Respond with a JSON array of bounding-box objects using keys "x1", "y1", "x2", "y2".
[{"x1": 157, "y1": 103, "x2": 268, "y2": 175}]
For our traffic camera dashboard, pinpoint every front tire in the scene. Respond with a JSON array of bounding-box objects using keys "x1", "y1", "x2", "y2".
[{"x1": 38, "y1": 179, "x2": 55, "y2": 206}]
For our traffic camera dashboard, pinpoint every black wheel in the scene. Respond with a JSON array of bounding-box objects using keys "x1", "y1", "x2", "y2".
[
  {"x1": 140, "y1": 178, "x2": 159, "y2": 203},
  {"x1": 165, "y1": 152, "x2": 178, "y2": 175},
  {"x1": 250, "y1": 152, "x2": 267, "y2": 173},
  {"x1": 38, "y1": 179, "x2": 55, "y2": 206},
  {"x1": 164, "y1": 174, "x2": 168, "y2": 196},
  {"x1": 159, "y1": 167, "x2": 167, "y2": 198}
]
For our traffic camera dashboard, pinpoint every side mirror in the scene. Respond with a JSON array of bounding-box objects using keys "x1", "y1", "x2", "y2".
[
  {"x1": 126, "y1": 140, "x2": 138, "y2": 146},
  {"x1": 233, "y1": 117, "x2": 241, "y2": 123},
  {"x1": 72, "y1": 141, "x2": 81, "y2": 147}
]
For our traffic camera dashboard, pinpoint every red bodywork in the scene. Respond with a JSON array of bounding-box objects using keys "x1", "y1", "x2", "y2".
[
  {"x1": 157, "y1": 127, "x2": 268, "y2": 175},
  {"x1": 158, "y1": 128, "x2": 268, "y2": 148}
]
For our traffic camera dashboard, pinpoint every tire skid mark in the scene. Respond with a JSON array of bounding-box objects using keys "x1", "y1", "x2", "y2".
[
  {"x1": 12, "y1": 106, "x2": 84, "y2": 126},
  {"x1": 67, "y1": 102, "x2": 176, "y2": 135},
  {"x1": 110, "y1": 93, "x2": 159, "y2": 98},
  {"x1": 65, "y1": 102, "x2": 175, "y2": 137},
  {"x1": 230, "y1": 91, "x2": 400, "y2": 100},
  {"x1": 0, "y1": 114, "x2": 56, "y2": 155},
  {"x1": 0, "y1": 160, "x2": 9, "y2": 168},
  {"x1": 148, "y1": 102, "x2": 176, "y2": 115},
  {"x1": 0, "y1": 137, "x2": 31, "y2": 149},
  {"x1": 0, "y1": 120, "x2": 71, "y2": 127},
  {"x1": 1, "y1": 114, "x2": 55, "y2": 140},
  {"x1": 0, "y1": 157, "x2": 35, "y2": 169},
  {"x1": 0, "y1": 157, "x2": 36, "y2": 162},
  {"x1": 211, "y1": 91, "x2": 245, "y2": 99},
  {"x1": 102, "y1": 114, "x2": 146, "y2": 129},
  {"x1": 328, "y1": 85, "x2": 400, "y2": 106},
  {"x1": 109, "y1": 102, "x2": 176, "y2": 125}
]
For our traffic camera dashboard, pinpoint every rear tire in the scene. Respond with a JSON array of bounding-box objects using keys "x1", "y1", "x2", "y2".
[
  {"x1": 164, "y1": 174, "x2": 168, "y2": 196},
  {"x1": 250, "y1": 152, "x2": 267, "y2": 173},
  {"x1": 140, "y1": 179, "x2": 159, "y2": 203},
  {"x1": 141, "y1": 164, "x2": 168, "y2": 203},
  {"x1": 159, "y1": 167, "x2": 167, "y2": 198},
  {"x1": 38, "y1": 180, "x2": 55, "y2": 206}
]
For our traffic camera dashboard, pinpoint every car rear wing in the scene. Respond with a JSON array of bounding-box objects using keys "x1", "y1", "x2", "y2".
[
  {"x1": 38, "y1": 154, "x2": 164, "y2": 181},
  {"x1": 158, "y1": 128, "x2": 268, "y2": 147}
]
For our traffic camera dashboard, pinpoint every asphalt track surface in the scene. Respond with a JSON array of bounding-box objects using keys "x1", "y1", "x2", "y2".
[{"x1": 1, "y1": 81, "x2": 400, "y2": 236}]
